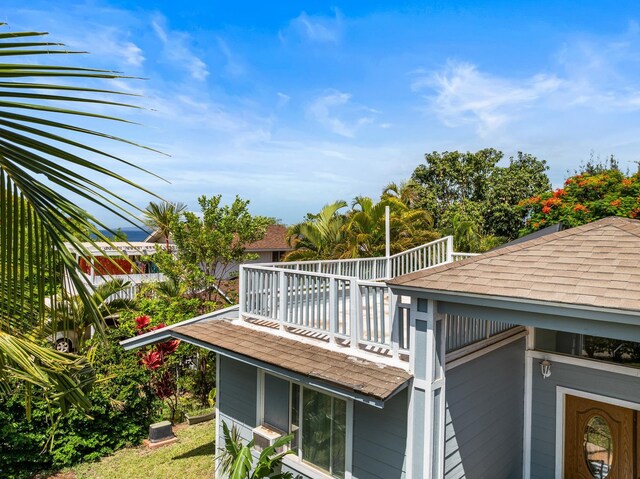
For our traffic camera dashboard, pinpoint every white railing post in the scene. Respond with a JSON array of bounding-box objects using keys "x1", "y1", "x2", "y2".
[
  {"x1": 350, "y1": 278, "x2": 360, "y2": 350},
  {"x1": 446, "y1": 235, "x2": 454, "y2": 263},
  {"x1": 239, "y1": 266, "x2": 246, "y2": 319},
  {"x1": 390, "y1": 289, "x2": 399, "y2": 360},
  {"x1": 329, "y1": 277, "x2": 337, "y2": 345},
  {"x1": 279, "y1": 270, "x2": 287, "y2": 330}
]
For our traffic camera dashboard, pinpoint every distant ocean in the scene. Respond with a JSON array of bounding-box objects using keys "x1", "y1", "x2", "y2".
[{"x1": 98, "y1": 227, "x2": 152, "y2": 242}]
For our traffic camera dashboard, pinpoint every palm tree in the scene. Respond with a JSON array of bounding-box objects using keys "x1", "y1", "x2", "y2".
[
  {"x1": 341, "y1": 196, "x2": 438, "y2": 258},
  {"x1": 0, "y1": 25, "x2": 159, "y2": 413},
  {"x1": 143, "y1": 201, "x2": 187, "y2": 251},
  {"x1": 381, "y1": 179, "x2": 420, "y2": 208},
  {"x1": 284, "y1": 201, "x2": 348, "y2": 261}
]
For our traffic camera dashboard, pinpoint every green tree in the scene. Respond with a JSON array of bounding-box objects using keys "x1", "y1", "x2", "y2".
[
  {"x1": 340, "y1": 196, "x2": 438, "y2": 258},
  {"x1": 411, "y1": 149, "x2": 550, "y2": 242},
  {"x1": 142, "y1": 201, "x2": 187, "y2": 251},
  {"x1": 519, "y1": 168, "x2": 640, "y2": 235},
  {"x1": 0, "y1": 26, "x2": 157, "y2": 413},
  {"x1": 285, "y1": 201, "x2": 348, "y2": 261},
  {"x1": 168, "y1": 195, "x2": 271, "y2": 298}
]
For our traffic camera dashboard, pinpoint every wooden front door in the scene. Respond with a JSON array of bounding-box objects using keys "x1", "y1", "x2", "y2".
[{"x1": 564, "y1": 395, "x2": 635, "y2": 479}]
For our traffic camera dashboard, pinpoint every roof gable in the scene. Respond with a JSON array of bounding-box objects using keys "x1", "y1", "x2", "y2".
[{"x1": 388, "y1": 217, "x2": 640, "y2": 313}]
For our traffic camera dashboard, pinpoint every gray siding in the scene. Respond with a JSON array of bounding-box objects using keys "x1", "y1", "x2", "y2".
[
  {"x1": 530, "y1": 360, "x2": 640, "y2": 478},
  {"x1": 352, "y1": 388, "x2": 408, "y2": 479},
  {"x1": 218, "y1": 356, "x2": 257, "y2": 443},
  {"x1": 445, "y1": 339, "x2": 525, "y2": 479}
]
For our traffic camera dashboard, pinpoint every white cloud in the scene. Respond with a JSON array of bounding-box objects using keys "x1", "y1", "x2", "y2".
[
  {"x1": 307, "y1": 91, "x2": 377, "y2": 137},
  {"x1": 277, "y1": 92, "x2": 291, "y2": 107},
  {"x1": 216, "y1": 36, "x2": 245, "y2": 77},
  {"x1": 285, "y1": 9, "x2": 343, "y2": 44},
  {"x1": 415, "y1": 61, "x2": 562, "y2": 135},
  {"x1": 151, "y1": 14, "x2": 208, "y2": 81}
]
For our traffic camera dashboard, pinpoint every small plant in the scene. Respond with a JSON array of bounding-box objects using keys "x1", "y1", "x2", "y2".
[{"x1": 216, "y1": 421, "x2": 297, "y2": 479}]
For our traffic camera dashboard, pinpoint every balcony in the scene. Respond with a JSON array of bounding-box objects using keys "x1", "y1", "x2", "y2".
[{"x1": 239, "y1": 237, "x2": 479, "y2": 363}]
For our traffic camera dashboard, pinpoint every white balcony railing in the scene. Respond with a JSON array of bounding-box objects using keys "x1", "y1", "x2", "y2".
[
  {"x1": 239, "y1": 236, "x2": 474, "y2": 361},
  {"x1": 260, "y1": 236, "x2": 460, "y2": 282}
]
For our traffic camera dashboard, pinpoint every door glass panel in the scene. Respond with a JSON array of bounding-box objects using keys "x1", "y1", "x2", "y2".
[{"x1": 584, "y1": 415, "x2": 613, "y2": 478}]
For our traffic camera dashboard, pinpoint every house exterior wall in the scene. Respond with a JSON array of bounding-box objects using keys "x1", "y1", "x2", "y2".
[
  {"x1": 445, "y1": 338, "x2": 525, "y2": 479},
  {"x1": 217, "y1": 354, "x2": 410, "y2": 479},
  {"x1": 217, "y1": 356, "x2": 257, "y2": 443},
  {"x1": 529, "y1": 359, "x2": 640, "y2": 478},
  {"x1": 352, "y1": 389, "x2": 408, "y2": 479}
]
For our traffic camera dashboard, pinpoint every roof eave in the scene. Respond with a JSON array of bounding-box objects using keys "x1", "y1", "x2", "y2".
[{"x1": 388, "y1": 283, "x2": 640, "y2": 326}]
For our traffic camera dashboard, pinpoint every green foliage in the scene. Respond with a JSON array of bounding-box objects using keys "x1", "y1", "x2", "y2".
[
  {"x1": 0, "y1": 23, "x2": 159, "y2": 413},
  {"x1": 0, "y1": 326, "x2": 159, "y2": 478},
  {"x1": 519, "y1": 169, "x2": 640, "y2": 235},
  {"x1": 143, "y1": 201, "x2": 187, "y2": 251},
  {"x1": 411, "y1": 149, "x2": 551, "y2": 245},
  {"x1": 217, "y1": 422, "x2": 296, "y2": 479},
  {"x1": 285, "y1": 201, "x2": 348, "y2": 261},
  {"x1": 160, "y1": 195, "x2": 271, "y2": 297},
  {"x1": 285, "y1": 195, "x2": 438, "y2": 260}
]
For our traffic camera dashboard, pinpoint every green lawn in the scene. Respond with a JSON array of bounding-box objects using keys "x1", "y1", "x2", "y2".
[{"x1": 56, "y1": 422, "x2": 215, "y2": 479}]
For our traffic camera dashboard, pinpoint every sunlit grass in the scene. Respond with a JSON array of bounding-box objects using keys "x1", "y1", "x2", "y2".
[{"x1": 61, "y1": 422, "x2": 215, "y2": 479}]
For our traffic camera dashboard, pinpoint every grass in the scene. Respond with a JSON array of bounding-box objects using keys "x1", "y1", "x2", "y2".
[{"x1": 53, "y1": 422, "x2": 215, "y2": 479}]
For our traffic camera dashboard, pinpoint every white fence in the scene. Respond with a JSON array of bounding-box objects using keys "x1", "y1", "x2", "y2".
[
  {"x1": 260, "y1": 236, "x2": 459, "y2": 281},
  {"x1": 241, "y1": 266, "x2": 408, "y2": 356}
]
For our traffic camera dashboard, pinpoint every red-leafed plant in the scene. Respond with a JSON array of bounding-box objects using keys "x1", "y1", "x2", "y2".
[{"x1": 135, "y1": 316, "x2": 182, "y2": 421}]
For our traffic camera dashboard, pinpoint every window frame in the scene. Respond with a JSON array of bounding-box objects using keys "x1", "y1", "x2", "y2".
[{"x1": 257, "y1": 370, "x2": 353, "y2": 479}]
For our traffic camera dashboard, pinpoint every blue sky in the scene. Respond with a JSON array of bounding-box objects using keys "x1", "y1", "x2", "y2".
[{"x1": 4, "y1": 1, "x2": 640, "y2": 226}]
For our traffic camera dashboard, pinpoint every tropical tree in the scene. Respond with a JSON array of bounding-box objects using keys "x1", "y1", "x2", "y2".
[
  {"x1": 284, "y1": 201, "x2": 348, "y2": 261},
  {"x1": 340, "y1": 196, "x2": 438, "y2": 258},
  {"x1": 411, "y1": 149, "x2": 550, "y2": 240},
  {"x1": 0, "y1": 25, "x2": 158, "y2": 414},
  {"x1": 142, "y1": 201, "x2": 187, "y2": 251},
  {"x1": 163, "y1": 195, "x2": 271, "y2": 299},
  {"x1": 519, "y1": 168, "x2": 640, "y2": 235},
  {"x1": 381, "y1": 179, "x2": 420, "y2": 208}
]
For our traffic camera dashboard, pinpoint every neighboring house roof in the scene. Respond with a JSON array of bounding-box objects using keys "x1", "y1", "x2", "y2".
[
  {"x1": 492, "y1": 221, "x2": 564, "y2": 250},
  {"x1": 173, "y1": 320, "x2": 410, "y2": 402},
  {"x1": 246, "y1": 224, "x2": 291, "y2": 252},
  {"x1": 144, "y1": 224, "x2": 291, "y2": 251},
  {"x1": 388, "y1": 217, "x2": 640, "y2": 314}
]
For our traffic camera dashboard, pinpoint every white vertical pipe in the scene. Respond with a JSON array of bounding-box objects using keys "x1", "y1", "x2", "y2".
[{"x1": 385, "y1": 205, "x2": 391, "y2": 278}]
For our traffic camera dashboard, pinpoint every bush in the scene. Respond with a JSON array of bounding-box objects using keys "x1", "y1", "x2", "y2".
[{"x1": 0, "y1": 326, "x2": 160, "y2": 478}]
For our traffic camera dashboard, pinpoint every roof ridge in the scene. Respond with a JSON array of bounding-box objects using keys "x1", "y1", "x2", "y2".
[{"x1": 388, "y1": 217, "x2": 636, "y2": 285}]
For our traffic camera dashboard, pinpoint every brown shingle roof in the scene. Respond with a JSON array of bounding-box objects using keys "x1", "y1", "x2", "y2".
[
  {"x1": 173, "y1": 319, "x2": 411, "y2": 401},
  {"x1": 388, "y1": 217, "x2": 640, "y2": 313},
  {"x1": 246, "y1": 224, "x2": 291, "y2": 251}
]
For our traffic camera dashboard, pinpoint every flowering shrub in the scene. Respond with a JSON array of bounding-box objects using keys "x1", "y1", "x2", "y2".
[{"x1": 519, "y1": 169, "x2": 640, "y2": 234}]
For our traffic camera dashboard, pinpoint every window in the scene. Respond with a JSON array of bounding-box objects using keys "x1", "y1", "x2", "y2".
[
  {"x1": 535, "y1": 328, "x2": 640, "y2": 368},
  {"x1": 261, "y1": 374, "x2": 347, "y2": 478}
]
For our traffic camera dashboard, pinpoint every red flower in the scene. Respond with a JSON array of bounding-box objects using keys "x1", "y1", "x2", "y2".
[
  {"x1": 134, "y1": 315, "x2": 151, "y2": 331},
  {"x1": 156, "y1": 339, "x2": 180, "y2": 355},
  {"x1": 610, "y1": 199, "x2": 621, "y2": 207},
  {"x1": 565, "y1": 178, "x2": 574, "y2": 185},
  {"x1": 149, "y1": 323, "x2": 166, "y2": 331},
  {"x1": 141, "y1": 350, "x2": 164, "y2": 370},
  {"x1": 541, "y1": 206, "x2": 551, "y2": 214}
]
